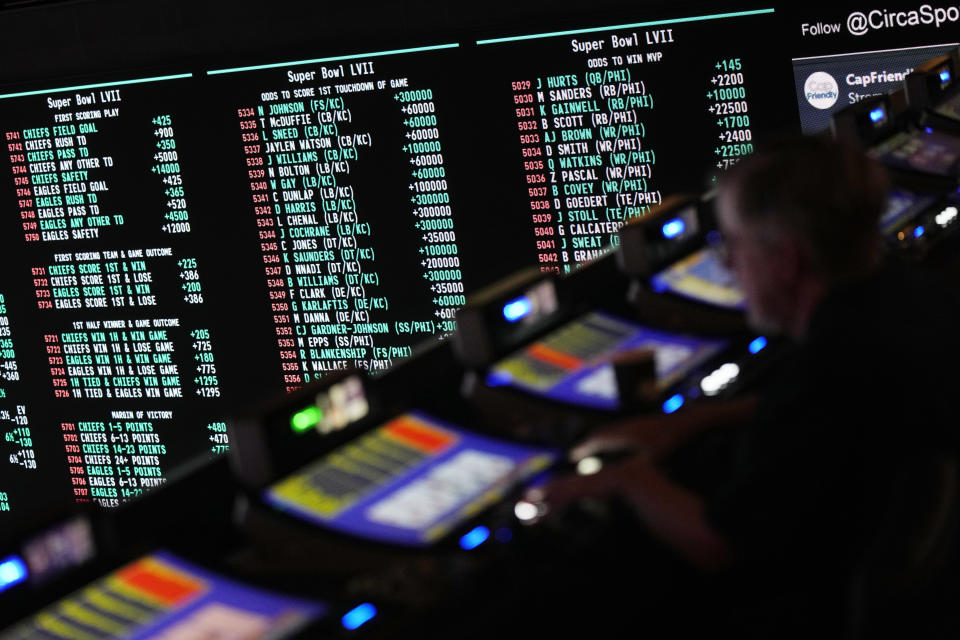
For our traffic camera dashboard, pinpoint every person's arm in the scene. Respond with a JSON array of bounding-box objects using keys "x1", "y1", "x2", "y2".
[
  {"x1": 540, "y1": 455, "x2": 734, "y2": 571},
  {"x1": 620, "y1": 458, "x2": 733, "y2": 571},
  {"x1": 571, "y1": 395, "x2": 758, "y2": 462}
]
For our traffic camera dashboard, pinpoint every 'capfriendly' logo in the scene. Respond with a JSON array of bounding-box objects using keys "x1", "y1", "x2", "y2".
[{"x1": 804, "y1": 72, "x2": 839, "y2": 109}]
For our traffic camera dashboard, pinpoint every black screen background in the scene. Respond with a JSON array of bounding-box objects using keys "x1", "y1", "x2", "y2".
[{"x1": 0, "y1": 0, "x2": 951, "y2": 533}]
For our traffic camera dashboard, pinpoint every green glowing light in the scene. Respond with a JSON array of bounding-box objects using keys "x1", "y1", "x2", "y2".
[{"x1": 290, "y1": 406, "x2": 322, "y2": 433}]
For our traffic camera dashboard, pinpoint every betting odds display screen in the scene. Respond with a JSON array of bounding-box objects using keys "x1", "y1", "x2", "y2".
[
  {"x1": 650, "y1": 248, "x2": 746, "y2": 310},
  {"x1": 470, "y1": 8, "x2": 797, "y2": 274},
  {"x1": 869, "y1": 127, "x2": 960, "y2": 176},
  {"x1": 0, "y1": 74, "x2": 230, "y2": 514},
  {"x1": 207, "y1": 46, "x2": 469, "y2": 386},
  {"x1": 0, "y1": 551, "x2": 326, "y2": 639},
  {"x1": 0, "y1": 0, "x2": 955, "y2": 526},
  {"x1": 880, "y1": 189, "x2": 938, "y2": 235},
  {"x1": 265, "y1": 412, "x2": 555, "y2": 546},
  {"x1": 486, "y1": 311, "x2": 726, "y2": 410}
]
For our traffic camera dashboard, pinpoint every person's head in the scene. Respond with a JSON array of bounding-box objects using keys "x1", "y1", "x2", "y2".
[{"x1": 715, "y1": 135, "x2": 889, "y2": 338}]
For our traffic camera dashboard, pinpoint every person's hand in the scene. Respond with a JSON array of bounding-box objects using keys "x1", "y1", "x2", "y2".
[
  {"x1": 523, "y1": 452, "x2": 652, "y2": 524},
  {"x1": 568, "y1": 415, "x2": 672, "y2": 463},
  {"x1": 525, "y1": 452, "x2": 734, "y2": 571},
  {"x1": 569, "y1": 397, "x2": 757, "y2": 464}
]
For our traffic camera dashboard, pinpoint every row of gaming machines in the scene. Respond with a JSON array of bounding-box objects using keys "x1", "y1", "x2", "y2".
[{"x1": 1, "y1": 49, "x2": 960, "y2": 640}]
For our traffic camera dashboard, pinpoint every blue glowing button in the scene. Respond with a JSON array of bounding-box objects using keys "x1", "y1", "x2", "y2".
[
  {"x1": 485, "y1": 370, "x2": 513, "y2": 387},
  {"x1": 0, "y1": 555, "x2": 27, "y2": 593},
  {"x1": 914, "y1": 225, "x2": 926, "y2": 238},
  {"x1": 459, "y1": 526, "x2": 490, "y2": 550},
  {"x1": 502, "y1": 297, "x2": 532, "y2": 323},
  {"x1": 662, "y1": 394, "x2": 684, "y2": 414},
  {"x1": 662, "y1": 217, "x2": 686, "y2": 239},
  {"x1": 941, "y1": 69, "x2": 952, "y2": 83},
  {"x1": 342, "y1": 603, "x2": 377, "y2": 630},
  {"x1": 748, "y1": 336, "x2": 767, "y2": 354},
  {"x1": 869, "y1": 107, "x2": 885, "y2": 123}
]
